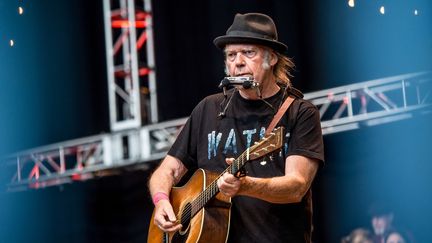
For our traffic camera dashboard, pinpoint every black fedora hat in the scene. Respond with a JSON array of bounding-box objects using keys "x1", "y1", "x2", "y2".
[{"x1": 214, "y1": 13, "x2": 287, "y2": 53}]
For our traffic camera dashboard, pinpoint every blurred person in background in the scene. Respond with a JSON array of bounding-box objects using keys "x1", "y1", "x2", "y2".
[
  {"x1": 341, "y1": 228, "x2": 373, "y2": 243},
  {"x1": 385, "y1": 229, "x2": 416, "y2": 243},
  {"x1": 368, "y1": 202, "x2": 395, "y2": 243},
  {"x1": 385, "y1": 231, "x2": 406, "y2": 243}
]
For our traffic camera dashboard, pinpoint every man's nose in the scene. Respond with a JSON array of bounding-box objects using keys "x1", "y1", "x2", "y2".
[{"x1": 234, "y1": 53, "x2": 246, "y2": 66}]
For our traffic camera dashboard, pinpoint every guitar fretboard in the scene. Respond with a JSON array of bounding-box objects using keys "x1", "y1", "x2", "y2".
[{"x1": 189, "y1": 148, "x2": 251, "y2": 217}]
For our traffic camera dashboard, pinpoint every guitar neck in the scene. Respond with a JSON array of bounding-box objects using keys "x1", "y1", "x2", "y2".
[
  {"x1": 188, "y1": 126, "x2": 283, "y2": 218},
  {"x1": 189, "y1": 151, "x2": 249, "y2": 217}
]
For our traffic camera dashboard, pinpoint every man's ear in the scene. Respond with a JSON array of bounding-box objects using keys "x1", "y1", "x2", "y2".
[{"x1": 270, "y1": 51, "x2": 278, "y2": 66}]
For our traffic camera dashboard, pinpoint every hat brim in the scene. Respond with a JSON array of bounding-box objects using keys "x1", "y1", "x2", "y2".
[{"x1": 213, "y1": 35, "x2": 288, "y2": 53}]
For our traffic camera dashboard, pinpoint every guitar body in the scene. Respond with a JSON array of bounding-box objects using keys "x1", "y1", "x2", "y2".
[
  {"x1": 148, "y1": 169, "x2": 232, "y2": 243},
  {"x1": 148, "y1": 127, "x2": 285, "y2": 243}
]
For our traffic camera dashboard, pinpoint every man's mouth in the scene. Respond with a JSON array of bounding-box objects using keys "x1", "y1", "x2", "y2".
[{"x1": 235, "y1": 73, "x2": 253, "y2": 77}]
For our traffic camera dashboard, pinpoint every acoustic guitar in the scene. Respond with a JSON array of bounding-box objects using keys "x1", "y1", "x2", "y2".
[{"x1": 148, "y1": 127, "x2": 284, "y2": 243}]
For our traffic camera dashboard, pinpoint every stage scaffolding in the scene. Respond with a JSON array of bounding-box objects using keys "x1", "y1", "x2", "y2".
[
  {"x1": 2, "y1": 72, "x2": 431, "y2": 191},
  {"x1": 304, "y1": 71, "x2": 432, "y2": 134},
  {"x1": 103, "y1": 0, "x2": 158, "y2": 131}
]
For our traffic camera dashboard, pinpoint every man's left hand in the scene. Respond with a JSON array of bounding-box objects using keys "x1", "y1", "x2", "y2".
[{"x1": 217, "y1": 158, "x2": 242, "y2": 197}]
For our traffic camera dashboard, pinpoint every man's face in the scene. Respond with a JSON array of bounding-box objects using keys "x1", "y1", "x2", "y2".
[
  {"x1": 372, "y1": 214, "x2": 393, "y2": 235},
  {"x1": 224, "y1": 44, "x2": 275, "y2": 86}
]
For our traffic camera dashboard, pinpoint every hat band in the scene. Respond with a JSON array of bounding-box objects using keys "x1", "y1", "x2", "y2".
[{"x1": 228, "y1": 30, "x2": 276, "y2": 41}]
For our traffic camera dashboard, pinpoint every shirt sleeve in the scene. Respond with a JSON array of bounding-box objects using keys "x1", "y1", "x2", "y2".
[
  {"x1": 167, "y1": 117, "x2": 197, "y2": 169},
  {"x1": 167, "y1": 98, "x2": 207, "y2": 170},
  {"x1": 287, "y1": 101, "x2": 325, "y2": 163}
]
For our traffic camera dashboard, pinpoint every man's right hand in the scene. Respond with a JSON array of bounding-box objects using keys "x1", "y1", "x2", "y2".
[{"x1": 153, "y1": 200, "x2": 182, "y2": 233}]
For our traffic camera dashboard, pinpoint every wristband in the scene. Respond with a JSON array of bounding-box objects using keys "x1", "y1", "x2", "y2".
[{"x1": 152, "y1": 192, "x2": 169, "y2": 205}]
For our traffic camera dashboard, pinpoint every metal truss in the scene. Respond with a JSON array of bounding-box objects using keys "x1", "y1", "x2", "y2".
[
  {"x1": 103, "y1": 0, "x2": 158, "y2": 131},
  {"x1": 2, "y1": 72, "x2": 431, "y2": 190},
  {"x1": 304, "y1": 71, "x2": 432, "y2": 134},
  {"x1": 1, "y1": 118, "x2": 187, "y2": 191}
]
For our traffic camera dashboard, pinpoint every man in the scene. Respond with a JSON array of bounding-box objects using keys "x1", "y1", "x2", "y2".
[
  {"x1": 372, "y1": 213, "x2": 394, "y2": 243},
  {"x1": 369, "y1": 202, "x2": 395, "y2": 243},
  {"x1": 149, "y1": 13, "x2": 324, "y2": 242}
]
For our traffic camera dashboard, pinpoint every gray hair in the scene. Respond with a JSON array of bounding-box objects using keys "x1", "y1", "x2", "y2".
[{"x1": 273, "y1": 51, "x2": 294, "y2": 87}]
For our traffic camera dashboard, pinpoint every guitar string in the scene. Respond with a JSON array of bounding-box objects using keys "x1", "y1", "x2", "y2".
[
  {"x1": 192, "y1": 147, "x2": 249, "y2": 213},
  {"x1": 194, "y1": 145, "x2": 250, "y2": 211},
  {"x1": 179, "y1": 152, "x2": 248, "y2": 224},
  {"x1": 180, "y1": 154, "x2": 245, "y2": 224}
]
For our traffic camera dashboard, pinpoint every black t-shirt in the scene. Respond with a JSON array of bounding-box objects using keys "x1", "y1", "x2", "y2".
[{"x1": 168, "y1": 88, "x2": 324, "y2": 243}]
